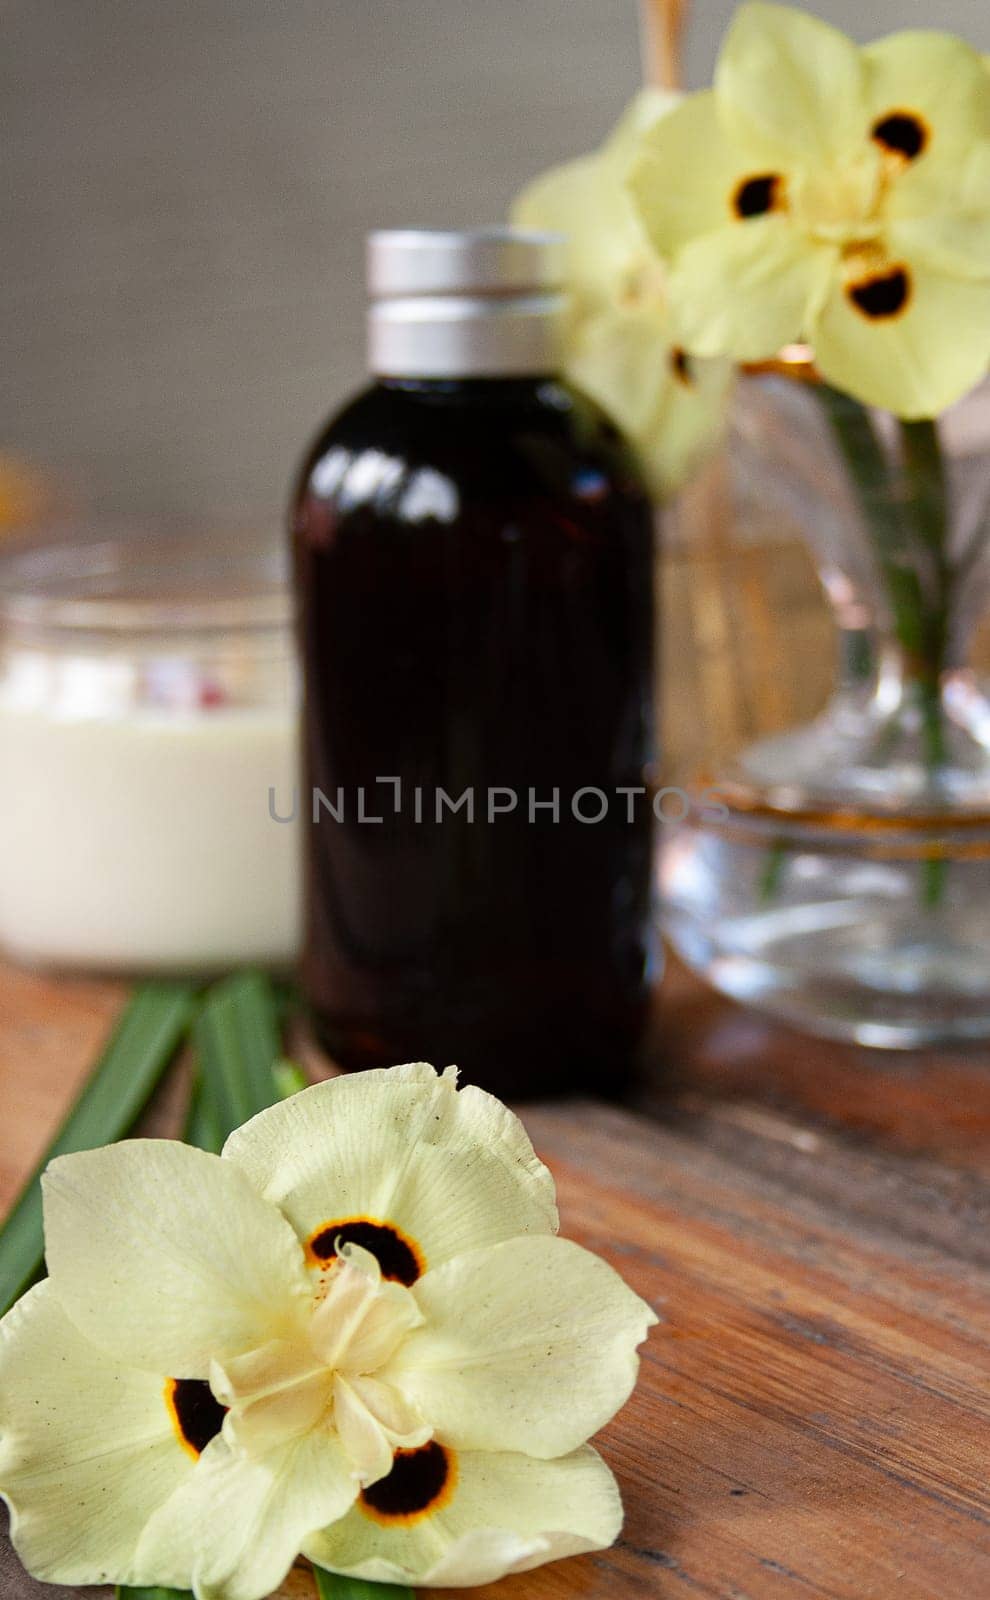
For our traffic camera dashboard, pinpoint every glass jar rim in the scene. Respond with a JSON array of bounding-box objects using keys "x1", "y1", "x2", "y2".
[{"x1": 0, "y1": 523, "x2": 292, "y2": 636}]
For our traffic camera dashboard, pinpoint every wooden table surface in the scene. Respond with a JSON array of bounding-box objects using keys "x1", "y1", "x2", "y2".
[{"x1": 1, "y1": 956, "x2": 988, "y2": 1600}]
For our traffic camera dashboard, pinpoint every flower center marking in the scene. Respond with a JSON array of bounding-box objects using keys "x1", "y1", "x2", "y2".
[
  {"x1": 846, "y1": 264, "x2": 911, "y2": 320},
  {"x1": 307, "y1": 1217, "x2": 424, "y2": 1285},
  {"x1": 165, "y1": 1378, "x2": 227, "y2": 1459},
  {"x1": 670, "y1": 347, "x2": 694, "y2": 387},
  {"x1": 732, "y1": 173, "x2": 785, "y2": 219},
  {"x1": 871, "y1": 110, "x2": 928, "y2": 163},
  {"x1": 359, "y1": 1441, "x2": 456, "y2": 1524}
]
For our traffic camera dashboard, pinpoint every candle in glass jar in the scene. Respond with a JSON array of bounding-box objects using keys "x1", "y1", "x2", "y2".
[{"x1": 0, "y1": 529, "x2": 301, "y2": 974}]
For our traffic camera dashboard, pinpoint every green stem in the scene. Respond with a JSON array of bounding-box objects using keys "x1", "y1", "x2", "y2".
[
  {"x1": 817, "y1": 386, "x2": 929, "y2": 660},
  {"x1": 921, "y1": 855, "x2": 949, "y2": 911},
  {"x1": 817, "y1": 389, "x2": 953, "y2": 766},
  {"x1": 900, "y1": 417, "x2": 952, "y2": 769},
  {"x1": 916, "y1": 675, "x2": 948, "y2": 771},
  {"x1": 757, "y1": 839, "x2": 788, "y2": 904},
  {"x1": 817, "y1": 388, "x2": 954, "y2": 907},
  {"x1": 900, "y1": 418, "x2": 950, "y2": 584}
]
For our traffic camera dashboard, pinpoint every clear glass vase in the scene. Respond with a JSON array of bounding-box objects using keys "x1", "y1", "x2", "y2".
[{"x1": 663, "y1": 370, "x2": 990, "y2": 1046}]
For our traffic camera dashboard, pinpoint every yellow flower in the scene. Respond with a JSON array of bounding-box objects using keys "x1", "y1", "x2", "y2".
[
  {"x1": 629, "y1": 2, "x2": 990, "y2": 418},
  {"x1": 0, "y1": 1065, "x2": 655, "y2": 1598},
  {"x1": 513, "y1": 91, "x2": 733, "y2": 498}
]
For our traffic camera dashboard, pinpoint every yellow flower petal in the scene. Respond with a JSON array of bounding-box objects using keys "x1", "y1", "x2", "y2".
[
  {"x1": 868, "y1": 37, "x2": 990, "y2": 287},
  {"x1": 566, "y1": 305, "x2": 733, "y2": 499},
  {"x1": 42, "y1": 1140, "x2": 312, "y2": 1377},
  {"x1": 717, "y1": 1, "x2": 866, "y2": 167},
  {"x1": 332, "y1": 1373, "x2": 397, "y2": 1486},
  {"x1": 0, "y1": 1283, "x2": 191, "y2": 1589},
  {"x1": 813, "y1": 249, "x2": 990, "y2": 417},
  {"x1": 603, "y1": 86, "x2": 683, "y2": 162},
  {"x1": 382, "y1": 1235, "x2": 656, "y2": 1459},
  {"x1": 517, "y1": 90, "x2": 732, "y2": 495},
  {"x1": 347, "y1": 1374, "x2": 430, "y2": 1451},
  {"x1": 864, "y1": 30, "x2": 990, "y2": 166},
  {"x1": 643, "y1": 347, "x2": 736, "y2": 503},
  {"x1": 887, "y1": 201, "x2": 990, "y2": 284},
  {"x1": 308, "y1": 1241, "x2": 422, "y2": 1372},
  {"x1": 514, "y1": 151, "x2": 637, "y2": 315},
  {"x1": 210, "y1": 1341, "x2": 328, "y2": 1455},
  {"x1": 568, "y1": 305, "x2": 671, "y2": 438},
  {"x1": 512, "y1": 90, "x2": 677, "y2": 324},
  {"x1": 134, "y1": 1428, "x2": 357, "y2": 1600},
  {"x1": 332, "y1": 1372, "x2": 431, "y2": 1487},
  {"x1": 667, "y1": 216, "x2": 836, "y2": 361},
  {"x1": 305, "y1": 1444, "x2": 622, "y2": 1588},
  {"x1": 629, "y1": 91, "x2": 755, "y2": 260},
  {"x1": 885, "y1": 142, "x2": 990, "y2": 278},
  {"x1": 222, "y1": 1064, "x2": 558, "y2": 1277}
]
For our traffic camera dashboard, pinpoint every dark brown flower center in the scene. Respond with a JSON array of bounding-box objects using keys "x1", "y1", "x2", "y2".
[
  {"x1": 670, "y1": 347, "x2": 694, "y2": 387},
  {"x1": 847, "y1": 265, "x2": 911, "y2": 320},
  {"x1": 871, "y1": 111, "x2": 928, "y2": 162},
  {"x1": 166, "y1": 1378, "x2": 227, "y2": 1458},
  {"x1": 307, "y1": 1216, "x2": 424, "y2": 1285},
  {"x1": 360, "y1": 1441, "x2": 454, "y2": 1523},
  {"x1": 732, "y1": 173, "x2": 785, "y2": 219}
]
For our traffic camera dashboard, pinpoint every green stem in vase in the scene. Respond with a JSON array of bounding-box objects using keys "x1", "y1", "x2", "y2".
[
  {"x1": 816, "y1": 387, "x2": 953, "y2": 908},
  {"x1": 757, "y1": 837, "x2": 788, "y2": 904},
  {"x1": 900, "y1": 418, "x2": 950, "y2": 588},
  {"x1": 817, "y1": 387, "x2": 927, "y2": 654},
  {"x1": 899, "y1": 417, "x2": 952, "y2": 769},
  {"x1": 818, "y1": 388, "x2": 953, "y2": 761},
  {"x1": 817, "y1": 388, "x2": 952, "y2": 770}
]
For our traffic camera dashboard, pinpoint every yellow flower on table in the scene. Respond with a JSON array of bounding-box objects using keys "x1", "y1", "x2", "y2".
[
  {"x1": 0, "y1": 1064, "x2": 656, "y2": 1599},
  {"x1": 513, "y1": 90, "x2": 733, "y2": 498},
  {"x1": 629, "y1": 2, "x2": 990, "y2": 418}
]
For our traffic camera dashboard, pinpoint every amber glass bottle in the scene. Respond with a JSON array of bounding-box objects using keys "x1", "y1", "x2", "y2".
[{"x1": 292, "y1": 230, "x2": 656, "y2": 1098}]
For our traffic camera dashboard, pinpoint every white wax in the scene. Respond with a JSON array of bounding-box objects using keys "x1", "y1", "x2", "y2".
[{"x1": 0, "y1": 704, "x2": 302, "y2": 973}]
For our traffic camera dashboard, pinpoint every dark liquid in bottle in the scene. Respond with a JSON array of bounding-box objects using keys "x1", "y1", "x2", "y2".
[{"x1": 292, "y1": 376, "x2": 657, "y2": 1099}]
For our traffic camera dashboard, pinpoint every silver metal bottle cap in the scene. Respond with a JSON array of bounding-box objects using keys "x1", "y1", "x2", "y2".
[{"x1": 366, "y1": 227, "x2": 565, "y2": 379}]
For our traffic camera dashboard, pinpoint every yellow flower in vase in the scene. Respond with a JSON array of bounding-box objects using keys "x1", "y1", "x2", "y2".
[
  {"x1": 629, "y1": 2, "x2": 990, "y2": 418},
  {"x1": 513, "y1": 90, "x2": 733, "y2": 498}
]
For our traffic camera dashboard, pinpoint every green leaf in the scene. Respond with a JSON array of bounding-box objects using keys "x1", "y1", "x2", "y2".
[
  {"x1": 182, "y1": 1069, "x2": 226, "y2": 1154},
  {"x1": 192, "y1": 971, "x2": 286, "y2": 1135},
  {"x1": 118, "y1": 1571, "x2": 415, "y2": 1600},
  {"x1": 274, "y1": 1056, "x2": 309, "y2": 1099},
  {"x1": 314, "y1": 1569, "x2": 414, "y2": 1599},
  {"x1": 116, "y1": 1587, "x2": 192, "y2": 1600},
  {"x1": 0, "y1": 983, "x2": 196, "y2": 1317}
]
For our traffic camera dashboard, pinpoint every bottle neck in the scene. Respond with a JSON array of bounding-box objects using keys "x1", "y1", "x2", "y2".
[{"x1": 367, "y1": 291, "x2": 564, "y2": 380}]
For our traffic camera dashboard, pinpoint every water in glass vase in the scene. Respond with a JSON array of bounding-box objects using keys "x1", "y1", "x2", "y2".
[{"x1": 664, "y1": 372, "x2": 990, "y2": 1047}]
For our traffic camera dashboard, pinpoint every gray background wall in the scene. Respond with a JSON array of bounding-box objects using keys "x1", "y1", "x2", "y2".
[{"x1": 3, "y1": 0, "x2": 988, "y2": 525}]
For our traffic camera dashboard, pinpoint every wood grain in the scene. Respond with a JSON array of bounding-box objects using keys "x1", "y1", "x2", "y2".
[{"x1": 1, "y1": 958, "x2": 989, "y2": 1600}]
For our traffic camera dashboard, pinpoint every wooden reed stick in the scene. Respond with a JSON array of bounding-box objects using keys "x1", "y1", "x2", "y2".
[{"x1": 638, "y1": 0, "x2": 688, "y2": 90}]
